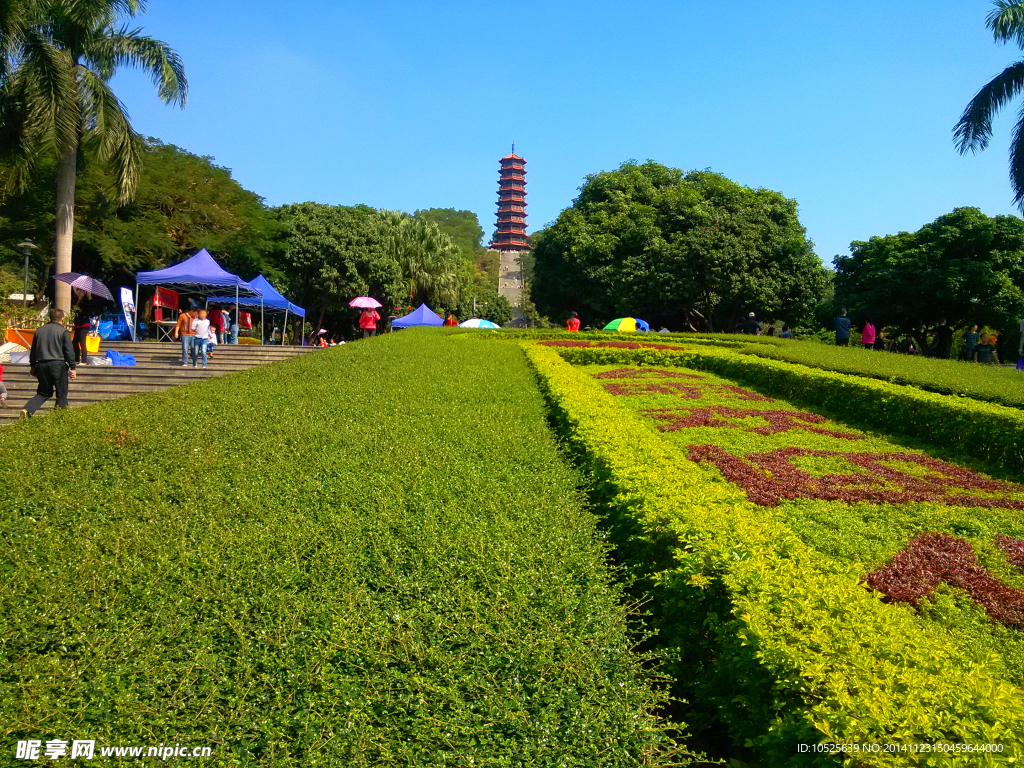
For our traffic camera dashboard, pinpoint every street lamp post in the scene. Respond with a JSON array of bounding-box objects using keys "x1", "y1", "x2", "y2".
[{"x1": 16, "y1": 239, "x2": 38, "y2": 310}]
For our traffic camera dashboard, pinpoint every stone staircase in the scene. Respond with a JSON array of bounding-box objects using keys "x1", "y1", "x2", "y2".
[{"x1": 0, "y1": 340, "x2": 315, "y2": 424}]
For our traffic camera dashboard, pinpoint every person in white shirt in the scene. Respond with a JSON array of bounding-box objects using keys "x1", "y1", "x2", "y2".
[
  {"x1": 190, "y1": 310, "x2": 211, "y2": 368},
  {"x1": 207, "y1": 325, "x2": 217, "y2": 359}
]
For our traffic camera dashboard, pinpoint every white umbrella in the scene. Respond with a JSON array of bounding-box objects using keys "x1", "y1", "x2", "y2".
[{"x1": 458, "y1": 318, "x2": 500, "y2": 329}]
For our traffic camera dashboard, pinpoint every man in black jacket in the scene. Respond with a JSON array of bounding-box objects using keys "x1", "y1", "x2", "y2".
[{"x1": 20, "y1": 309, "x2": 77, "y2": 419}]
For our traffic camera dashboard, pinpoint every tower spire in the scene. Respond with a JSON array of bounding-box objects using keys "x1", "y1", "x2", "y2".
[{"x1": 491, "y1": 148, "x2": 529, "y2": 251}]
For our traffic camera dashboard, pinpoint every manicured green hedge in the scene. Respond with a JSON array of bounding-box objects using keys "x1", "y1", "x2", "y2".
[
  {"x1": 733, "y1": 340, "x2": 1024, "y2": 410},
  {"x1": 526, "y1": 344, "x2": 1024, "y2": 768},
  {"x1": 551, "y1": 344, "x2": 1024, "y2": 482},
  {"x1": 0, "y1": 332, "x2": 683, "y2": 766}
]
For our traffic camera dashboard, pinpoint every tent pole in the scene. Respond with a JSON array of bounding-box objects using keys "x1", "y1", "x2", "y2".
[
  {"x1": 261, "y1": 298, "x2": 264, "y2": 345},
  {"x1": 133, "y1": 283, "x2": 139, "y2": 342},
  {"x1": 283, "y1": 308, "x2": 289, "y2": 345},
  {"x1": 235, "y1": 285, "x2": 239, "y2": 343}
]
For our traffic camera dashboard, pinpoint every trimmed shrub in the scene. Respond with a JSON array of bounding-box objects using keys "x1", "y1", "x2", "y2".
[
  {"x1": 550, "y1": 343, "x2": 1024, "y2": 482},
  {"x1": 526, "y1": 344, "x2": 1024, "y2": 767},
  {"x1": 0, "y1": 331, "x2": 683, "y2": 766}
]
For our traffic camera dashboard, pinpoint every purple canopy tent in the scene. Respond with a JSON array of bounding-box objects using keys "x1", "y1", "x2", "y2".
[
  {"x1": 391, "y1": 303, "x2": 444, "y2": 328},
  {"x1": 135, "y1": 249, "x2": 262, "y2": 342}
]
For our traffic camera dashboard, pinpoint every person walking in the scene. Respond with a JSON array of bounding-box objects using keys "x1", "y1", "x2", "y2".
[
  {"x1": 359, "y1": 308, "x2": 380, "y2": 339},
  {"x1": 174, "y1": 307, "x2": 196, "y2": 366},
  {"x1": 0, "y1": 362, "x2": 7, "y2": 407},
  {"x1": 930, "y1": 319, "x2": 954, "y2": 359},
  {"x1": 19, "y1": 309, "x2": 77, "y2": 419},
  {"x1": 227, "y1": 304, "x2": 240, "y2": 344},
  {"x1": 191, "y1": 310, "x2": 211, "y2": 368},
  {"x1": 861, "y1": 316, "x2": 876, "y2": 350},
  {"x1": 566, "y1": 312, "x2": 581, "y2": 332},
  {"x1": 743, "y1": 312, "x2": 762, "y2": 335},
  {"x1": 71, "y1": 291, "x2": 93, "y2": 365},
  {"x1": 961, "y1": 324, "x2": 980, "y2": 361},
  {"x1": 835, "y1": 309, "x2": 851, "y2": 346}
]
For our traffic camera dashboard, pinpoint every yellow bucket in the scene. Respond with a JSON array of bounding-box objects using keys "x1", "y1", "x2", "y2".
[{"x1": 85, "y1": 335, "x2": 101, "y2": 354}]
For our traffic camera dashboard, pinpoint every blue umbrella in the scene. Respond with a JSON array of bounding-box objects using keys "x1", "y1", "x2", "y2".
[{"x1": 53, "y1": 272, "x2": 113, "y2": 301}]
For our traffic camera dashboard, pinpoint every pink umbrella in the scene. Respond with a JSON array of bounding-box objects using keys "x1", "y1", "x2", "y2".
[
  {"x1": 349, "y1": 296, "x2": 382, "y2": 309},
  {"x1": 53, "y1": 272, "x2": 113, "y2": 301}
]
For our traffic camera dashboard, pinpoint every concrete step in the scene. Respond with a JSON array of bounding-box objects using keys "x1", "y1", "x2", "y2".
[{"x1": 1, "y1": 340, "x2": 317, "y2": 425}]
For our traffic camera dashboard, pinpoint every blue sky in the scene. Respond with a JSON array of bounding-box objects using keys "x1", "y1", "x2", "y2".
[{"x1": 112, "y1": 0, "x2": 1021, "y2": 264}]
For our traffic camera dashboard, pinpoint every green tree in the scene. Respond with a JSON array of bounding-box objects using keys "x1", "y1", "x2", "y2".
[
  {"x1": 415, "y1": 207, "x2": 498, "y2": 294},
  {"x1": 0, "y1": 0, "x2": 186, "y2": 312},
  {"x1": 276, "y1": 202, "x2": 404, "y2": 337},
  {"x1": 380, "y1": 210, "x2": 465, "y2": 308},
  {"x1": 0, "y1": 139, "x2": 281, "y2": 301},
  {"x1": 834, "y1": 207, "x2": 1024, "y2": 351},
  {"x1": 531, "y1": 161, "x2": 828, "y2": 331}
]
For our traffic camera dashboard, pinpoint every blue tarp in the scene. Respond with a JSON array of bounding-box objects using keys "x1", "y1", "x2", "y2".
[
  {"x1": 391, "y1": 303, "x2": 444, "y2": 328},
  {"x1": 207, "y1": 274, "x2": 305, "y2": 317},
  {"x1": 136, "y1": 249, "x2": 262, "y2": 296}
]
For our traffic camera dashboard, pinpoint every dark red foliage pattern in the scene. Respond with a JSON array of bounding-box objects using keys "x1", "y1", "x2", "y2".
[
  {"x1": 602, "y1": 382, "x2": 702, "y2": 398},
  {"x1": 719, "y1": 385, "x2": 774, "y2": 402},
  {"x1": 864, "y1": 533, "x2": 1024, "y2": 627},
  {"x1": 538, "y1": 340, "x2": 689, "y2": 351},
  {"x1": 641, "y1": 406, "x2": 864, "y2": 440},
  {"x1": 593, "y1": 367, "x2": 705, "y2": 380},
  {"x1": 687, "y1": 445, "x2": 1024, "y2": 511},
  {"x1": 996, "y1": 535, "x2": 1024, "y2": 571}
]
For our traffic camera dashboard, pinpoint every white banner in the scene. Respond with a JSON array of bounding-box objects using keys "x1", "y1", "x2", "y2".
[{"x1": 120, "y1": 287, "x2": 136, "y2": 341}]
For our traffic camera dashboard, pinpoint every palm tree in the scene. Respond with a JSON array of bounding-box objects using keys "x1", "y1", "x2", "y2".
[
  {"x1": 0, "y1": 0, "x2": 186, "y2": 312},
  {"x1": 955, "y1": 1, "x2": 1024, "y2": 210},
  {"x1": 379, "y1": 211, "x2": 464, "y2": 307}
]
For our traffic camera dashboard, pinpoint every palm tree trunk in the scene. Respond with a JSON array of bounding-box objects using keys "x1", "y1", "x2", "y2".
[{"x1": 54, "y1": 148, "x2": 77, "y2": 314}]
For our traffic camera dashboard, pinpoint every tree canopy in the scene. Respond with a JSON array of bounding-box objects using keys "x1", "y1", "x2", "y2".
[
  {"x1": 530, "y1": 161, "x2": 828, "y2": 331},
  {"x1": 834, "y1": 207, "x2": 1024, "y2": 338},
  {"x1": 0, "y1": 138, "x2": 282, "y2": 299}
]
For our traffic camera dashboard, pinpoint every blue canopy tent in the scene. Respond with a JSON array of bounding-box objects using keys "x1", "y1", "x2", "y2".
[
  {"x1": 208, "y1": 274, "x2": 305, "y2": 344},
  {"x1": 391, "y1": 303, "x2": 444, "y2": 329},
  {"x1": 135, "y1": 249, "x2": 262, "y2": 342}
]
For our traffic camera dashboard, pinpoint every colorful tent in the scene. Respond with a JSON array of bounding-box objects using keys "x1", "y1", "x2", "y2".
[
  {"x1": 603, "y1": 317, "x2": 650, "y2": 332},
  {"x1": 392, "y1": 303, "x2": 444, "y2": 328}
]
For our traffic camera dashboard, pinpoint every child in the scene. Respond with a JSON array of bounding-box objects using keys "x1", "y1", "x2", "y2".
[
  {"x1": 191, "y1": 309, "x2": 211, "y2": 368},
  {"x1": 0, "y1": 363, "x2": 6, "y2": 407},
  {"x1": 206, "y1": 324, "x2": 217, "y2": 359}
]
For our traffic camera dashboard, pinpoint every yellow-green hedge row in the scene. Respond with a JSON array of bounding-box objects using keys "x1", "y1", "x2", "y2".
[
  {"x1": 550, "y1": 344, "x2": 1024, "y2": 481},
  {"x1": 526, "y1": 343, "x2": 1024, "y2": 768}
]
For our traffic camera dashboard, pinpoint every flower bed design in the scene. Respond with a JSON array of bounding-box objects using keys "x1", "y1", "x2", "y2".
[
  {"x1": 538, "y1": 339, "x2": 690, "y2": 351},
  {"x1": 525, "y1": 344, "x2": 1024, "y2": 766},
  {"x1": 643, "y1": 405, "x2": 863, "y2": 439},
  {"x1": 593, "y1": 367, "x2": 704, "y2": 380},
  {"x1": 688, "y1": 445, "x2": 1024, "y2": 510},
  {"x1": 864, "y1": 532, "x2": 1024, "y2": 627}
]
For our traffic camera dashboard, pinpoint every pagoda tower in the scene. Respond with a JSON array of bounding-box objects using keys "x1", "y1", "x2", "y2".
[{"x1": 491, "y1": 147, "x2": 529, "y2": 250}]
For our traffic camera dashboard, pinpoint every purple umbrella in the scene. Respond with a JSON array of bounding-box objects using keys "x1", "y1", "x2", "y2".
[
  {"x1": 349, "y1": 296, "x2": 382, "y2": 309},
  {"x1": 53, "y1": 272, "x2": 113, "y2": 301}
]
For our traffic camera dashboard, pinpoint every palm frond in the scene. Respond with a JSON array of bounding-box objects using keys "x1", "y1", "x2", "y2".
[
  {"x1": 1009, "y1": 101, "x2": 1024, "y2": 208},
  {"x1": 987, "y1": 0, "x2": 1024, "y2": 46},
  {"x1": 85, "y1": 25, "x2": 186, "y2": 106},
  {"x1": 953, "y1": 60, "x2": 1024, "y2": 153},
  {"x1": 77, "y1": 66, "x2": 142, "y2": 202}
]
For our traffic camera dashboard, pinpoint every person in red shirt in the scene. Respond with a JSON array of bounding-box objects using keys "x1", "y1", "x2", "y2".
[
  {"x1": 359, "y1": 308, "x2": 381, "y2": 338},
  {"x1": 443, "y1": 312, "x2": 458, "y2": 327},
  {"x1": 566, "y1": 312, "x2": 581, "y2": 332}
]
